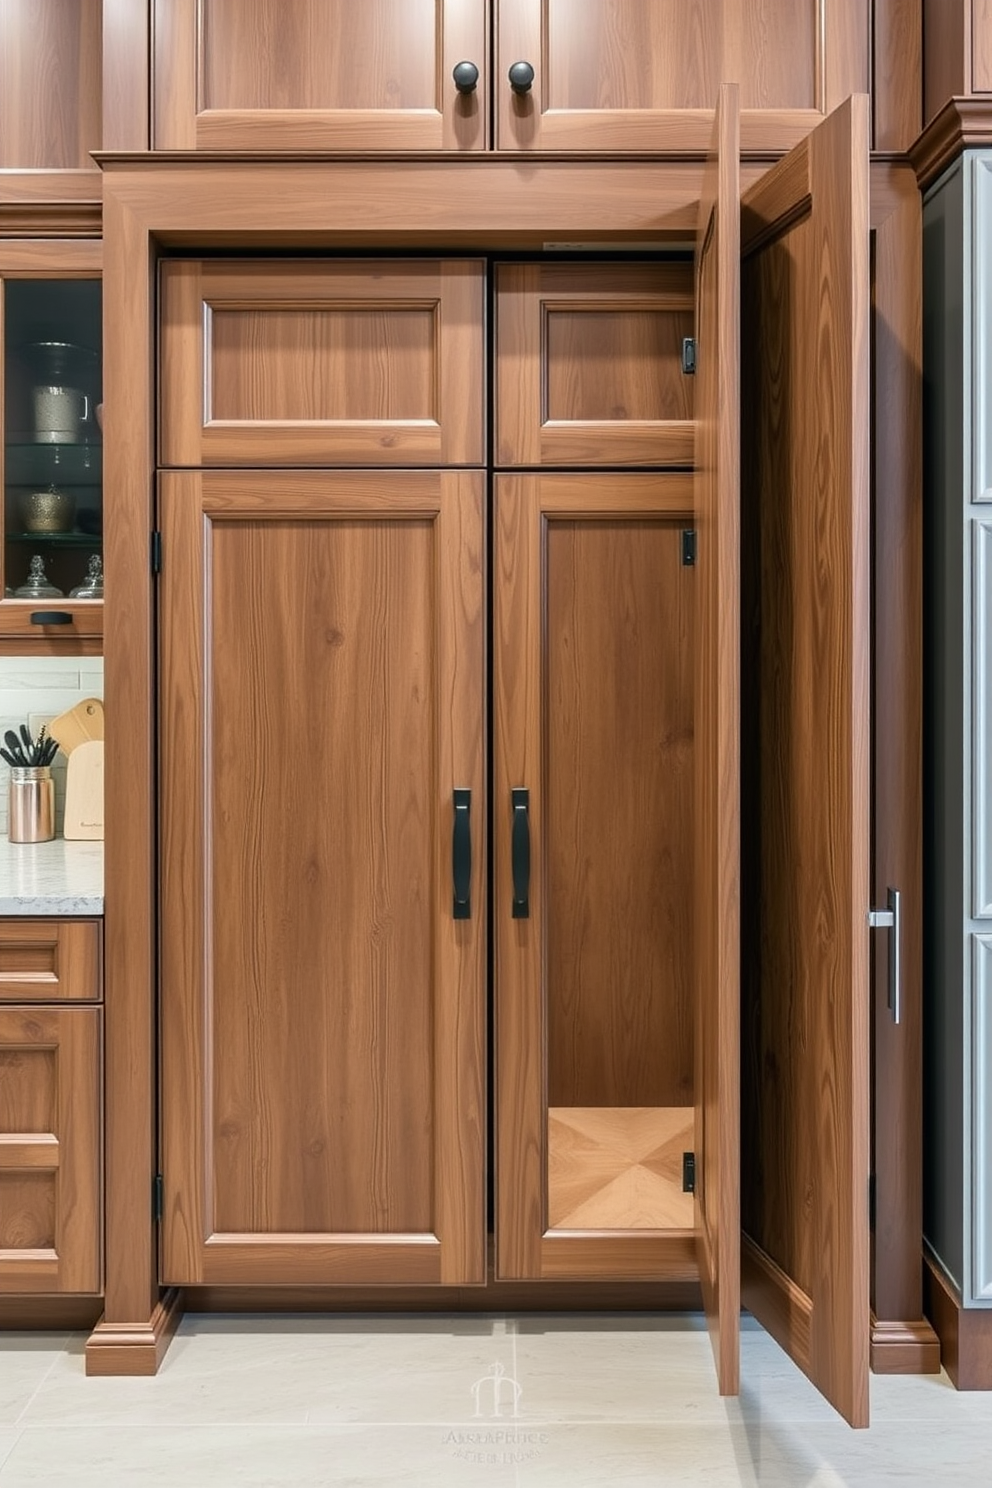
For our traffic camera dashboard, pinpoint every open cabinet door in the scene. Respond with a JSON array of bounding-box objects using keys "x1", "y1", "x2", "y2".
[
  {"x1": 739, "y1": 97, "x2": 871, "y2": 1426},
  {"x1": 693, "y1": 81, "x2": 741, "y2": 1397}
]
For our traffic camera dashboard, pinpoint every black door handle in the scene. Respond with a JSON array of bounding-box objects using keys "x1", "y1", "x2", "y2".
[
  {"x1": 511, "y1": 787, "x2": 530, "y2": 919},
  {"x1": 453, "y1": 788, "x2": 471, "y2": 919},
  {"x1": 30, "y1": 611, "x2": 73, "y2": 625}
]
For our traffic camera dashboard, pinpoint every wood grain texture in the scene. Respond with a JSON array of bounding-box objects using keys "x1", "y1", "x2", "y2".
[
  {"x1": 102, "y1": 0, "x2": 151, "y2": 152},
  {"x1": 923, "y1": 1254, "x2": 992, "y2": 1389},
  {"x1": 869, "y1": 1316, "x2": 941, "y2": 1374},
  {"x1": 495, "y1": 262, "x2": 695, "y2": 467},
  {"x1": 869, "y1": 162, "x2": 933, "y2": 1350},
  {"x1": 497, "y1": 0, "x2": 865, "y2": 152},
  {"x1": 153, "y1": 0, "x2": 488, "y2": 151},
  {"x1": 548, "y1": 1107, "x2": 694, "y2": 1229},
  {"x1": 0, "y1": 921, "x2": 100, "y2": 1003},
  {"x1": 160, "y1": 259, "x2": 485, "y2": 467},
  {"x1": 0, "y1": 1006, "x2": 101, "y2": 1293},
  {"x1": 975, "y1": 0, "x2": 992, "y2": 90},
  {"x1": 494, "y1": 472, "x2": 694, "y2": 1283},
  {"x1": 159, "y1": 469, "x2": 485, "y2": 1287},
  {"x1": 545, "y1": 520, "x2": 693, "y2": 1108},
  {"x1": 871, "y1": 0, "x2": 922, "y2": 149},
  {"x1": 184, "y1": 1275, "x2": 704, "y2": 1311},
  {"x1": 693, "y1": 82, "x2": 741, "y2": 1400},
  {"x1": 923, "y1": 0, "x2": 968, "y2": 123},
  {"x1": 0, "y1": 0, "x2": 101, "y2": 171},
  {"x1": 740, "y1": 97, "x2": 871, "y2": 1427}
]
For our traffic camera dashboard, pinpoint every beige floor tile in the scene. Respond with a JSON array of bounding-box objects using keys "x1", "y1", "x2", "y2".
[
  {"x1": 0, "y1": 1337, "x2": 67, "y2": 1427},
  {"x1": 0, "y1": 1432, "x2": 21, "y2": 1476},
  {"x1": 509, "y1": 1314, "x2": 728, "y2": 1425},
  {"x1": 731, "y1": 1419, "x2": 992, "y2": 1486},
  {"x1": 20, "y1": 1315, "x2": 516, "y2": 1429},
  {"x1": 0, "y1": 1423, "x2": 521, "y2": 1487},
  {"x1": 514, "y1": 1424, "x2": 754, "y2": 1486}
]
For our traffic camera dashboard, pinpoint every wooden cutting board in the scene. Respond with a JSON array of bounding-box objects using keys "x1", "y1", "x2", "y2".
[
  {"x1": 47, "y1": 697, "x2": 104, "y2": 755},
  {"x1": 63, "y1": 740, "x2": 104, "y2": 840}
]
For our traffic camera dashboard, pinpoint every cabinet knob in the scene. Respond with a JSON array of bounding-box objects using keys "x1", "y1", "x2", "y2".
[
  {"x1": 508, "y1": 60, "x2": 535, "y2": 94},
  {"x1": 30, "y1": 611, "x2": 72, "y2": 625},
  {"x1": 452, "y1": 60, "x2": 480, "y2": 94}
]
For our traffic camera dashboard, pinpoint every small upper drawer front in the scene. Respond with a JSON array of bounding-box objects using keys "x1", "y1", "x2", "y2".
[
  {"x1": 0, "y1": 920, "x2": 101, "y2": 1003},
  {"x1": 159, "y1": 259, "x2": 485, "y2": 468},
  {"x1": 495, "y1": 262, "x2": 696, "y2": 468}
]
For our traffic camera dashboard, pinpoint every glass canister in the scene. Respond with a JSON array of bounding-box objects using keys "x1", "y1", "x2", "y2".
[{"x1": 8, "y1": 765, "x2": 55, "y2": 842}]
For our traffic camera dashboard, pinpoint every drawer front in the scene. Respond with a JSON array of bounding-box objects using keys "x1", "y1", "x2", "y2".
[
  {"x1": 0, "y1": 920, "x2": 101, "y2": 1003},
  {"x1": 0, "y1": 1005, "x2": 102, "y2": 1293}
]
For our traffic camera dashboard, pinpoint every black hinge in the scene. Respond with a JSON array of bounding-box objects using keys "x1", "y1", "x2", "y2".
[
  {"x1": 868, "y1": 1172, "x2": 876, "y2": 1231},
  {"x1": 682, "y1": 530, "x2": 697, "y2": 567},
  {"x1": 151, "y1": 530, "x2": 162, "y2": 574},
  {"x1": 681, "y1": 337, "x2": 697, "y2": 375},
  {"x1": 153, "y1": 1173, "x2": 164, "y2": 1223},
  {"x1": 682, "y1": 1151, "x2": 696, "y2": 1194}
]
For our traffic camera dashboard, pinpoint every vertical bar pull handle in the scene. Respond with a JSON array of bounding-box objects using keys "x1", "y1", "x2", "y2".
[
  {"x1": 453, "y1": 788, "x2": 471, "y2": 920},
  {"x1": 511, "y1": 787, "x2": 530, "y2": 919},
  {"x1": 867, "y1": 886, "x2": 901, "y2": 1025}
]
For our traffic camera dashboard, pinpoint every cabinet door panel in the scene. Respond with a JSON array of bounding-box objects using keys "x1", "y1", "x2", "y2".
[
  {"x1": 740, "y1": 97, "x2": 871, "y2": 1427},
  {"x1": 693, "y1": 83, "x2": 740, "y2": 1399},
  {"x1": 154, "y1": 0, "x2": 488, "y2": 151},
  {"x1": 0, "y1": 1006, "x2": 101, "y2": 1293},
  {"x1": 495, "y1": 472, "x2": 697, "y2": 1282},
  {"x1": 0, "y1": 921, "x2": 101, "y2": 1004},
  {"x1": 160, "y1": 469, "x2": 486, "y2": 1287},
  {"x1": 495, "y1": 263, "x2": 695, "y2": 467},
  {"x1": 160, "y1": 260, "x2": 485, "y2": 468},
  {"x1": 497, "y1": 0, "x2": 867, "y2": 153}
]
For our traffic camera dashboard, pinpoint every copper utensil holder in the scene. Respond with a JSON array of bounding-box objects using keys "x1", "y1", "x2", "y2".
[{"x1": 9, "y1": 766, "x2": 55, "y2": 842}]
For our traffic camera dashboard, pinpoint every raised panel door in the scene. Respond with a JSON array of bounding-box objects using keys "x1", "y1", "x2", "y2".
[
  {"x1": 496, "y1": 0, "x2": 868, "y2": 153},
  {"x1": 160, "y1": 259, "x2": 485, "y2": 468},
  {"x1": 159, "y1": 468, "x2": 486, "y2": 1287},
  {"x1": 0, "y1": 1005, "x2": 102, "y2": 1293},
  {"x1": 153, "y1": 0, "x2": 488, "y2": 151}
]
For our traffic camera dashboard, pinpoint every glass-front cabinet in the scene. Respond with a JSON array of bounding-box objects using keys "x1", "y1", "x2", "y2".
[{"x1": 0, "y1": 243, "x2": 102, "y2": 640}]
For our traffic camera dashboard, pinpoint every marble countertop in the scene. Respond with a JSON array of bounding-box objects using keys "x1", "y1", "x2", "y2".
[{"x1": 0, "y1": 837, "x2": 104, "y2": 915}]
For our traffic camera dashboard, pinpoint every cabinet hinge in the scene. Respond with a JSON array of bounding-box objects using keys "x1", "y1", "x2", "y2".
[
  {"x1": 153, "y1": 1173, "x2": 164, "y2": 1223},
  {"x1": 682, "y1": 1151, "x2": 696, "y2": 1194},
  {"x1": 681, "y1": 336, "x2": 697, "y2": 375},
  {"x1": 151, "y1": 530, "x2": 162, "y2": 574},
  {"x1": 682, "y1": 530, "x2": 697, "y2": 567}
]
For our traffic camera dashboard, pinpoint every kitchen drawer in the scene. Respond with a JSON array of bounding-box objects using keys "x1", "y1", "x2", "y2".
[
  {"x1": 0, "y1": 920, "x2": 101, "y2": 1003},
  {"x1": 0, "y1": 1005, "x2": 102, "y2": 1293}
]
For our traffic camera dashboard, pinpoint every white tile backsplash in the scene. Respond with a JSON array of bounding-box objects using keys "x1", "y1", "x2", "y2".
[{"x1": 0, "y1": 656, "x2": 103, "y2": 835}]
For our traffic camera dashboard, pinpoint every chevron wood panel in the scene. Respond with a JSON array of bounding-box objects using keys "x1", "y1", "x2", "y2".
[{"x1": 547, "y1": 1107, "x2": 694, "y2": 1230}]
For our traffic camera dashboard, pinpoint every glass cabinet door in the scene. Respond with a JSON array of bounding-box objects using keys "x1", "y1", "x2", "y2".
[{"x1": 1, "y1": 252, "x2": 103, "y2": 640}]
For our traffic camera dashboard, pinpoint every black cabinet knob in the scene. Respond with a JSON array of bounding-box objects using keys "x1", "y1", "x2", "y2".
[
  {"x1": 508, "y1": 60, "x2": 535, "y2": 94},
  {"x1": 453, "y1": 60, "x2": 479, "y2": 94},
  {"x1": 30, "y1": 611, "x2": 72, "y2": 625}
]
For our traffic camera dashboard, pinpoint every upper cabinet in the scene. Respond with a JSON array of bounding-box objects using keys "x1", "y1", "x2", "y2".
[
  {"x1": 923, "y1": 0, "x2": 992, "y2": 124},
  {"x1": 0, "y1": 0, "x2": 148, "y2": 203},
  {"x1": 152, "y1": 0, "x2": 870, "y2": 155}
]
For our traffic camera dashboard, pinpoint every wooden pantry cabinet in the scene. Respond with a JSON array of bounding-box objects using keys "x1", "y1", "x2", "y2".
[{"x1": 142, "y1": 91, "x2": 874, "y2": 1423}]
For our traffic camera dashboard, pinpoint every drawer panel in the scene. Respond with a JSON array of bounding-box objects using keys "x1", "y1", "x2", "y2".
[{"x1": 0, "y1": 920, "x2": 101, "y2": 1003}]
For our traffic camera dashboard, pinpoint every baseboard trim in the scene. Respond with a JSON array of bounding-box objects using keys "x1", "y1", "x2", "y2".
[
  {"x1": 85, "y1": 1288, "x2": 184, "y2": 1376},
  {"x1": 869, "y1": 1313, "x2": 941, "y2": 1374},
  {"x1": 923, "y1": 1255, "x2": 992, "y2": 1389}
]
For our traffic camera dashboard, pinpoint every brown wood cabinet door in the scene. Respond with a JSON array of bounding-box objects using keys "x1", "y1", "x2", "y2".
[
  {"x1": 496, "y1": 0, "x2": 867, "y2": 153},
  {"x1": 740, "y1": 97, "x2": 871, "y2": 1427},
  {"x1": 159, "y1": 469, "x2": 486, "y2": 1287},
  {"x1": 495, "y1": 262, "x2": 695, "y2": 468},
  {"x1": 494, "y1": 471, "x2": 698, "y2": 1282},
  {"x1": 0, "y1": 1006, "x2": 102, "y2": 1293},
  {"x1": 153, "y1": 0, "x2": 488, "y2": 151},
  {"x1": 160, "y1": 259, "x2": 485, "y2": 469},
  {"x1": 693, "y1": 84, "x2": 740, "y2": 1399}
]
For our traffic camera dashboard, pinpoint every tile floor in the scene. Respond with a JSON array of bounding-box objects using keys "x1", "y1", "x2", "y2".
[{"x1": 0, "y1": 1313, "x2": 990, "y2": 1485}]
